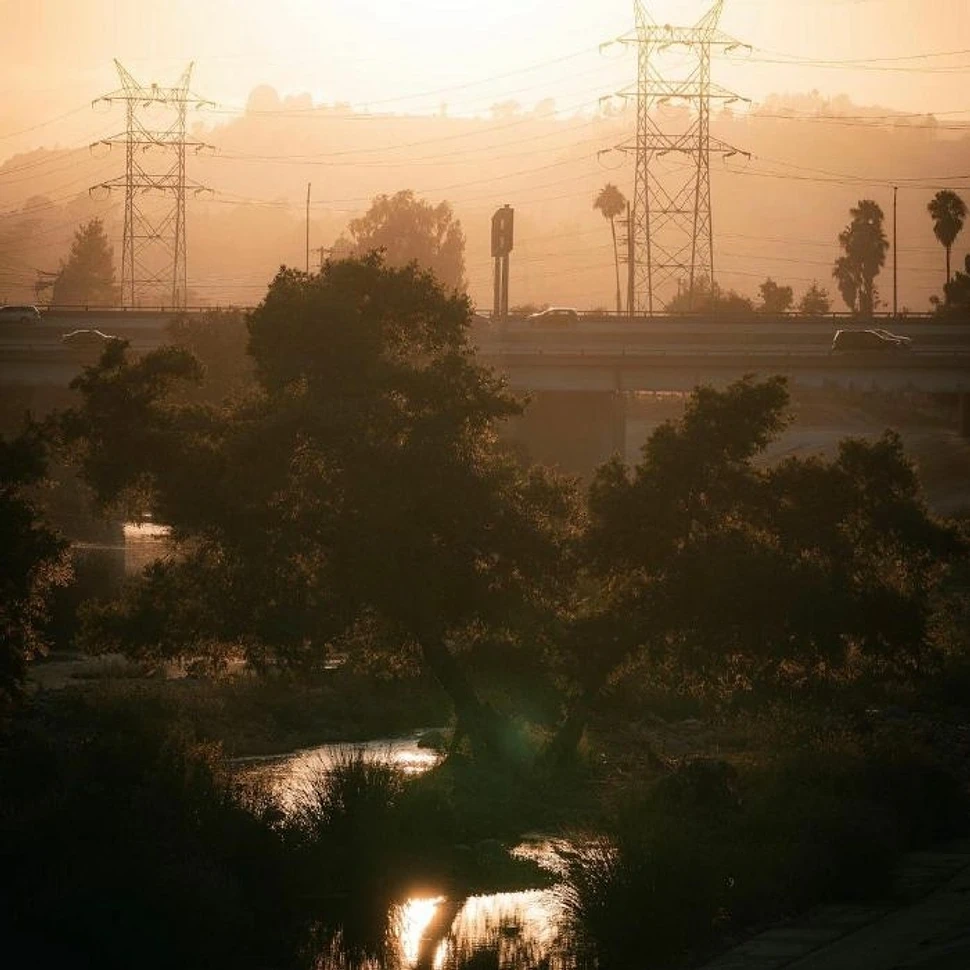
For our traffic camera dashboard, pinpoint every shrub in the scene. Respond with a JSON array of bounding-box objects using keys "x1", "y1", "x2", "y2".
[
  {"x1": 0, "y1": 695, "x2": 304, "y2": 969},
  {"x1": 557, "y1": 742, "x2": 970, "y2": 970}
]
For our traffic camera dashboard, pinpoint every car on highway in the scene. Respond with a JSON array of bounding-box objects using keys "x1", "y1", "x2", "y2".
[
  {"x1": 527, "y1": 307, "x2": 580, "y2": 328},
  {"x1": 61, "y1": 329, "x2": 122, "y2": 351},
  {"x1": 0, "y1": 304, "x2": 42, "y2": 324},
  {"x1": 871, "y1": 328, "x2": 913, "y2": 346},
  {"x1": 830, "y1": 329, "x2": 912, "y2": 353}
]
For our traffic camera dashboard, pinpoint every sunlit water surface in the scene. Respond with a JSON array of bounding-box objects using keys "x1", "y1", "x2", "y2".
[
  {"x1": 242, "y1": 739, "x2": 569, "y2": 969},
  {"x1": 77, "y1": 528, "x2": 570, "y2": 966}
]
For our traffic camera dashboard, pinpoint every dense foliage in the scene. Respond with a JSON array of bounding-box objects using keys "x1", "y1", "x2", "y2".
[
  {"x1": 758, "y1": 277, "x2": 794, "y2": 314},
  {"x1": 928, "y1": 189, "x2": 967, "y2": 294},
  {"x1": 51, "y1": 218, "x2": 119, "y2": 307},
  {"x1": 59, "y1": 255, "x2": 963, "y2": 767},
  {"x1": 0, "y1": 426, "x2": 70, "y2": 710},
  {"x1": 833, "y1": 199, "x2": 888, "y2": 316},
  {"x1": 546, "y1": 377, "x2": 963, "y2": 763},
  {"x1": 798, "y1": 280, "x2": 832, "y2": 315},
  {"x1": 60, "y1": 254, "x2": 573, "y2": 757},
  {"x1": 346, "y1": 190, "x2": 467, "y2": 292}
]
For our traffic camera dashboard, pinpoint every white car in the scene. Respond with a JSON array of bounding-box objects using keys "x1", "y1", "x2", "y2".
[
  {"x1": 61, "y1": 329, "x2": 122, "y2": 350},
  {"x1": 0, "y1": 304, "x2": 41, "y2": 324}
]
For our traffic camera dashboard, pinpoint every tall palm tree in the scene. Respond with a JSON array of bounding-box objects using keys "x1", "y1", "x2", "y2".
[
  {"x1": 928, "y1": 189, "x2": 967, "y2": 295},
  {"x1": 594, "y1": 184, "x2": 627, "y2": 314},
  {"x1": 833, "y1": 199, "x2": 888, "y2": 317}
]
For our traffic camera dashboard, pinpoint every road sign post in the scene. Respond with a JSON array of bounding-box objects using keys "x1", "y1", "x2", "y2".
[{"x1": 491, "y1": 205, "x2": 514, "y2": 320}]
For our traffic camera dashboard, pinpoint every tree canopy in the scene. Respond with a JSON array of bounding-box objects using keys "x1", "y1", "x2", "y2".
[
  {"x1": 833, "y1": 200, "x2": 888, "y2": 317},
  {"x1": 51, "y1": 218, "x2": 119, "y2": 307},
  {"x1": 58, "y1": 256, "x2": 962, "y2": 765},
  {"x1": 666, "y1": 277, "x2": 754, "y2": 316},
  {"x1": 59, "y1": 254, "x2": 571, "y2": 757},
  {"x1": 0, "y1": 426, "x2": 70, "y2": 711},
  {"x1": 798, "y1": 281, "x2": 831, "y2": 316},
  {"x1": 941, "y1": 253, "x2": 970, "y2": 314},
  {"x1": 928, "y1": 189, "x2": 967, "y2": 295},
  {"x1": 758, "y1": 278, "x2": 794, "y2": 314},
  {"x1": 543, "y1": 377, "x2": 962, "y2": 763},
  {"x1": 346, "y1": 190, "x2": 467, "y2": 293}
]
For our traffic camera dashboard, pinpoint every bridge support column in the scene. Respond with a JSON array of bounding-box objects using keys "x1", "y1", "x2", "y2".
[
  {"x1": 961, "y1": 393, "x2": 970, "y2": 438},
  {"x1": 611, "y1": 390, "x2": 628, "y2": 460},
  {"x1": 502, "y1": 390, "x2": 628, "y2": 477}
]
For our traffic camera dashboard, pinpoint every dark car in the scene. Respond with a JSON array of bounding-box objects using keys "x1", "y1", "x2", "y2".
[
  {"x1": 871, "y1": 328, "x2": 913, "y2": 347},
  {"x1": 527, "y1": 307, "x2": 579, "y2": 328},
  {"x1": 831, "y1": 329, "x2": 911, "y2": 353},
  {"x1": 0, "y1": 304, "x2": 42, "y2": 323}
]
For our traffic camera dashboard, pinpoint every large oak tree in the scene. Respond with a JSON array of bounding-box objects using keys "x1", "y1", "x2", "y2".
[{"x1": 60, "y1": 255, "x2": 572, "y2": 757}]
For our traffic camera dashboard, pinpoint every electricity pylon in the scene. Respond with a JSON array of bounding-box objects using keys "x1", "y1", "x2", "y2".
[
  {"x1": 614, "y1": 1, "x2": 748, "y2": 314},
  {"x1": 92, "y1": 61, "x2": 211, "y2": 308}
]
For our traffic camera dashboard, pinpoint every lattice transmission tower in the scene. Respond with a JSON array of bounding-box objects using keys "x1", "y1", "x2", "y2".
[
  {"x1": 92, "y1": 61, "x2": 211, "y2": 308},
  {"x1": 616, "y1": 1, "x2": 748, "y2": 314}
]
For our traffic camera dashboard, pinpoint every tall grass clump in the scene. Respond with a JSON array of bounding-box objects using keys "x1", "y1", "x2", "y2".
[
  {"x1": 558, "y1": 831, "x2": 731, "y2": 968},
  {"x1": 292, "y1": 750, "x2": 416, "y2": 969}
]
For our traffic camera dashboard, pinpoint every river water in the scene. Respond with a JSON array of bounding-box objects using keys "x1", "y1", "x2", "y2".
[
  {"x1": 72, "y1": 528, "x2": 570, "y2": 966},
  {"x1": 242, "y1": 738, "x2": 569, "y2": 970}
]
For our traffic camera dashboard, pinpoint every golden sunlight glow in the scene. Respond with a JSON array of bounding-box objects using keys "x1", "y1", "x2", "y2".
[{"x1": 398, "y1": 896, "x2": 446, "y2": 967}]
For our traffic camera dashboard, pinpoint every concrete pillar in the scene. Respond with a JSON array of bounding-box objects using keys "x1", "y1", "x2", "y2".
[
  {"x1": 502, "y1": 390, "x2": 627, "y2": 477},
  {"x1": 611, "y1": 390, "x2": 628, "y2": 461}
]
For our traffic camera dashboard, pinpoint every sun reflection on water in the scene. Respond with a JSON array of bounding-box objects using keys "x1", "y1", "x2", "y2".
[
  {"x1": 395, "y1": 889, "x2": 565, "y2": 969},
  {"x1": 398, "y1": 896, "x2": 446, "y2": 966},
  {"x1": 235, "y1": 735, "x2": 444, "y2": 812}
]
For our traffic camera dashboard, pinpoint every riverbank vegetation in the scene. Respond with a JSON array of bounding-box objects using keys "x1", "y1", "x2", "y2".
[{"x1": 3, "y1": 256, "x2": 970, "y2": 968}]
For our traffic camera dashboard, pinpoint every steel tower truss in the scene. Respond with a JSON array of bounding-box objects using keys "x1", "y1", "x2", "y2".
[
  {"x1": 92, "y1": 61, "x2": 210, "y2": 308},
  {"x1": 617, "y1": 1, "x2": 747, "y2": 313}
]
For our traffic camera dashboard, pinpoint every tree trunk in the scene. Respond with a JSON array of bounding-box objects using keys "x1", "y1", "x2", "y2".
[
  {"x1": 947, "y1": 244, "x2": 952, "y2": 292},
  {"x1": 861, "y1": 278, "x2": 874, "y2": 318},
  {"x1": 543, "y1": 690, "x2": 597, "y2": 771},
  {"x1": 611, "y1": 217, "x2": 621, "y2": 315},
  {"x1": 418, "y1": 636, "x2": 506, "y2": 761},
  {"x1": 542, "y1": 662, "x2": 616, "y2": 772}
]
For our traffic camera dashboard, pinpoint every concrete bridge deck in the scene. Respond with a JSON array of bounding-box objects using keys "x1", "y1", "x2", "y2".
[{"x1": 3, "y1": 311, "x2": 970, "y2": 395}]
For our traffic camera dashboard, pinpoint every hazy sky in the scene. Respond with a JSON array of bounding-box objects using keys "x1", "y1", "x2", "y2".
[{"x1": 2, "y1": 0, "x2": 970, "y2": 156}]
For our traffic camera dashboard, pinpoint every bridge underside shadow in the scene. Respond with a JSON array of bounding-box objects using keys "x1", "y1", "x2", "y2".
[{"x1": 501, "y1": 390, "x2": 627, "y2": 478}]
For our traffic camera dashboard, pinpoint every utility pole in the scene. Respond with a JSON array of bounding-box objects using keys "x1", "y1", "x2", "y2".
[
  {"x1": 893, "y1": 184, "x2": 898, "y2": 317},
  {"x1": 306, "y1": 183, "x2": 312, "y2": 275},
  {"x1": 93, "y1": 61, "x2": 211, "y2": 308},
  {"x1": 614, "y1": 1, "x2": 748, "y2": 314}
]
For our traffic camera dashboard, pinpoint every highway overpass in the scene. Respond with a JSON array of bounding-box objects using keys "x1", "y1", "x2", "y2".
[
  {"x1": 2, "y1": 309, "x2": 969, "y2": 470},
  {"x1": 4, "y1": 309, "x2": 970, "y2": 391}
]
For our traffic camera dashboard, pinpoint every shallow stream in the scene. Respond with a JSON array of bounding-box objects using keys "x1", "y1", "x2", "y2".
[{"x1": 241, "y1": 737, "x2": 568, "y2": 969}]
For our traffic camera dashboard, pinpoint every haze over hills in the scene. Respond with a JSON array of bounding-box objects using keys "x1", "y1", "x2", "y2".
[{"x1": 1, "y1": 86, "x2": 967, "y2": 311}]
